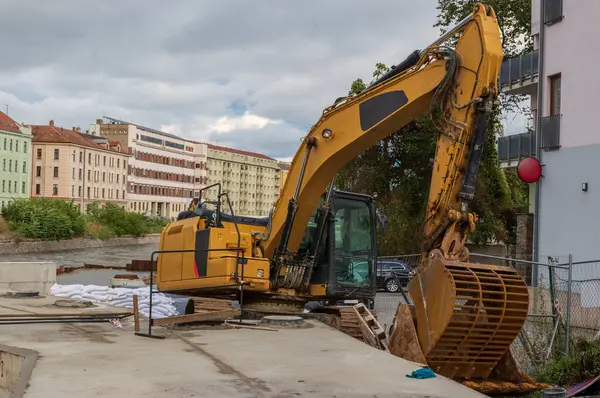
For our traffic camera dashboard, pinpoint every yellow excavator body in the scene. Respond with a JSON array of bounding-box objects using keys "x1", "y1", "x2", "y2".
[{"x1": 156, "y1": 3, "x2": 549, "y2": 395}]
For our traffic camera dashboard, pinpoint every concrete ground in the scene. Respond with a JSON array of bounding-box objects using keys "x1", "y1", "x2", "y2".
[{"x1": 0, "y1": 315, "x2": 486, "y2": 398}]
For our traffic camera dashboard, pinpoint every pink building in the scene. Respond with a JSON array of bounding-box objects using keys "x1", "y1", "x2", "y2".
[
  {"x1": 31, "y1": 121, "x2": 130, "y2": 211},
  {"x1": 498, "y1": 0, "x2": 599, "y2": 281}
]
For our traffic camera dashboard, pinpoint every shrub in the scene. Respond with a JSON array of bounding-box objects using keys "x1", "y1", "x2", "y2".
[
  {"x1": 1, "y1": 198, "x2": 85, "y2": 240},
  {"x1": 535, "y1": 339, "x2": 600, "y2": 388}
]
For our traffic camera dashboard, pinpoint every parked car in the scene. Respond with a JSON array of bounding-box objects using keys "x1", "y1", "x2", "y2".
[{"x1": 376, "y1": 259, "x2": 413, "y2": 293}]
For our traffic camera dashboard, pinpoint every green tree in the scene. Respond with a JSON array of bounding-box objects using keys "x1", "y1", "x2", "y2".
[{"x1": 338, "y1": 1, "x2": 531, "y2": 255}]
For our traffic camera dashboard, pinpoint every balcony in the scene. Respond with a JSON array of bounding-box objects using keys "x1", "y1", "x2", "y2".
[
  {"x1": 544, "y1": 0, "x2": 563, "y2": 26},
  {"x1": 497, "y1": 115, "x2": 561, "y2": 168},
  {"x1": 499, "y1": 50, "x2": 538, "y2": 95},
  {"x1": 497, "y1": 132, "x2": 536, "y2": 167}
]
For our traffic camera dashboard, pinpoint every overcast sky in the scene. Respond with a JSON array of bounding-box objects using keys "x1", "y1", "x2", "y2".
[{"x1": 0, "y1": 0, "x2": 525, "y2": 161}]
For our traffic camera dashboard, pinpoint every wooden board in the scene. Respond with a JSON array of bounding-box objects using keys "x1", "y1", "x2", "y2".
[{"x1": 152, "y1": 309, "x2": 241, "y2": 326}]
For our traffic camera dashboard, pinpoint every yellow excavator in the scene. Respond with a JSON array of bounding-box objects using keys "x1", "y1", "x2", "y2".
[{"x1": 157, "y1": 3, "x2": 547, "y2": 396}]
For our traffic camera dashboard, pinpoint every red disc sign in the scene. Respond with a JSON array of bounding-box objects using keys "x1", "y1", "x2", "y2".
[{"x1": 517, "y1": 157, "x2": 542, "y2": 183}]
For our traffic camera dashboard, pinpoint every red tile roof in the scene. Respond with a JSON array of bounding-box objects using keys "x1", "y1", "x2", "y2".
[
  {"x1": 30, "y1": 122, "x2": 127, "y2": 155},
  {"x1": 208, "y1": 144, "x2": 275, "y2": 160},
  {"x1": 0, "y1": 111, "x2": 21, "y2": 134}
]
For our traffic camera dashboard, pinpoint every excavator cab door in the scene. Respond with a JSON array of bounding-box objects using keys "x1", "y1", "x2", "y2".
[{"x1": 323, "y1": 191, "x2": 377, "y2": 300}]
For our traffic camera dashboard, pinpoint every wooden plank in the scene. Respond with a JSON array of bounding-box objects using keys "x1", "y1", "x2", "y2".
[
  {"x1": 133, "y1": 295, "x2": 140, "y2": 333},
  {"x1": 152, "y1": 309, "x2": 241, "y2": 326}
]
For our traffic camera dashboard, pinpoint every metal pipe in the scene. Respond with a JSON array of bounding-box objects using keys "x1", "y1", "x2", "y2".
[
  {"x1": 565, "y1": 253, "x2": 572, "y2": 355},
  {"x1": 470, "y1": 252, "x2": 569, "y2": 268},
  {"x1": 532, "y1": 0, "x2": 546, "y2": 286},
  {"x1": 427, "y1": 13, "x2": 473, "y2": 49}
]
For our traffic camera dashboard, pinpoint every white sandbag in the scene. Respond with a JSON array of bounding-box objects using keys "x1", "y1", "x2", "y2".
[{"x1": 82, "y1": 285, "x2": 109, "y2": 294}]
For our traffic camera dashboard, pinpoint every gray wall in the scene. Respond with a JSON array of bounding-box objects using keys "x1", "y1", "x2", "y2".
[{"x1": 538, "y1": 144, "x2": 600, "y2": 263}]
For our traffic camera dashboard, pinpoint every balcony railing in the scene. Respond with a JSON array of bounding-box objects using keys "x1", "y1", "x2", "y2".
[
  {"x1": 541, "y1": 115, "x2": 561, "y2": 150},
  {"x1": 497, "y1": 132, "x2": 536, "y2": 165},
  {"x1": 499, "y1": 50, "x2": 539, "y2": 89},
  {"x1": 497, "y1": 115, "x2": 561, "y2": 166},
  {"x1": 544, "y1": 0, "x2": 563, "y2": 25}
]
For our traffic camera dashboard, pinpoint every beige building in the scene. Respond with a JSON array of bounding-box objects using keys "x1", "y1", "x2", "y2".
[
  {"x1": 277, "y1": 161, "x2": 290, "y2": 194},
  {"x1": 88, "y1": 117, "x2": 208, "y2": 218},
  {"x1": 31, "y1": 121, "x2": 130, "y2": 211},
  {"x1": 205, "y1": 144, "x2": 280, "y2": 217}
]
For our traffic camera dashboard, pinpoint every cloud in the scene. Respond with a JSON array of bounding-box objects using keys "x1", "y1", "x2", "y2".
[
  {"x1": 206, "y1": 112, "x2": 281, "y2": 134},
  {"x1": 0, "y1": 0, "x2": 527, "y2": 159}
]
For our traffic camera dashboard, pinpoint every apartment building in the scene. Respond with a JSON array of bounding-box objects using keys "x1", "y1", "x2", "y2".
[
  {"x1": 277, "y1": 161, "x2": 290, "y2": 194},
  {"x1": 206, "y1": 145, "x2": 280, "y2": 217},
  {"x1": 88, "y1": 117, "x2": 208, "y2": 218},
  {"x1": 30, "y1": 121, "x2": 129, "y2": 211},
  {"x1": 0, "y1": 112, "x2": 32, "y2": 209},
  {"x1": 497, "y1": 0, "x2": 596, "y2": 278}
]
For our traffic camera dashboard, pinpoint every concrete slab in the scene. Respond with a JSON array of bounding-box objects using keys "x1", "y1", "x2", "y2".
[
  {"x1": 0, "y1": 293, "x2": 132, "y2": 317},
  {"x1": 0, "y1": 262, "x2": 56, "y2": 295},
  {"x1": 0, "y1": 316, "x2": 485, "y2": 398}
]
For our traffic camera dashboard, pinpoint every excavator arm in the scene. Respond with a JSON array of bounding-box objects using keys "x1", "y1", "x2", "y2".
[{"x1": 262, "y1": 3, "x2": 501, "y2": 284}]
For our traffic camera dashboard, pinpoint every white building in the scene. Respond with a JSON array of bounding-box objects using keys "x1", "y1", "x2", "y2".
[{"x1": 88, "y1": 117, "x2": 208, "y2": 218}]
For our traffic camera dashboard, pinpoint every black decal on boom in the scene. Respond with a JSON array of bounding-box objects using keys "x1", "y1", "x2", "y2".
[{"x1": 359, "y1": 90, "x2": 409, "y2": 131}]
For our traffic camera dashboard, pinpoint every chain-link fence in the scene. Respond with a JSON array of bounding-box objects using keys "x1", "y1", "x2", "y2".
[{"x1": 372, "y1": 251, "x2": 600, "y2": 375}]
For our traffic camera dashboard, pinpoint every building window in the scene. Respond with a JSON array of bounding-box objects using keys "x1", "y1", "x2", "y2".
[
  {"x1": 72, "y1": 168, "x2": 75, "y2": 179},
  {"x1": 1, "y1": 180, "x2": 4, "y2": 192},
  {"x1": 15, "y1": 141, "x2": 18, "y2": 152},
  {"x1": 79, "y1": 151, "x2": 83, "y2": 162},
  {"x1": 103, "y1": 156, "x2": 106, "y2": 166},
  {"x1": 102, "y1": 188, "x2": 105, "y2": 198},
  {"x1": 116, "y1": 174, "x2": 119, "y2": 183},
  {"x1": 103, "y1": 172, "x2": 106, "y2": 182},
  {"x1": 122, "y1": 190, "x2": 125, "y2": 199},
  {"x1": 78, "y1": 186, "x2": 82, "y2": 197},
  {"x1": 22, "y1": 162, "x2": 26, "y2": 173},
  {"x1": 23, "y1": 142, "x2": 27, "y2": 153},
  {"x1": 3, "y1": 138, "x2": 5, "y2": 150},
  {"x1": 54, "y1": 148, "x2": 59, "y2": 160},
  {"x1": 88, "y1": 153, "x2": 91, "y2": 164},
  {"x1": 37, "y1": 148, "x2": 42, "y2": 159},
  {"x1": 88, "y1": 170, "x2": 91, "y2": 181},
  {"x1": 52, "y1": 184, "x2": 58, "y2": 196},
  {"x1": 35, "y1": 184, "x2": 40, "y2": 195},
  {"x1": 87, "y1": 187, "x2": 91, "y2": 198},
  {"x1": 8, "y1": 160, "x2": 11, "y2": 172},
  {"x1": 549, "y1": 73, "x2": 561, "y2": 116},
  {"x1": 54, "y1": 167, "x2": 59, "y2": 178},
  {"x1": 117, "y1": 159, "x2": 120, "y2": 168},
  {"x1": 72, "y1": 185, "x2": 74, "y2": 197},
  {"x1": 79, "y1": 169, "x2": 82, "y2": 180},
  {"x1": 36, "y1": 166, "x2": 41, "y2": 177},
  {"x1": 116, "y1": 190, "x2": 119, "y2": 199},
  {"x1": 72, "y1": 151, "x2": 76, "y2": 162},
  {"x1": 9, "y1": 139, "x2": 12, "y2": 151}
]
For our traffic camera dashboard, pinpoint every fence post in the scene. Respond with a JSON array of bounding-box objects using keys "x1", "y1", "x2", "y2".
[{"x1": 565, "y1": 254, "x2": 573, "y2": 356}]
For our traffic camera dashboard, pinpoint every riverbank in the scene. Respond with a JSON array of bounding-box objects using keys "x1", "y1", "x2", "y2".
[{"x1": 0, "y1": 234, "x2": 160, "y2": 255}]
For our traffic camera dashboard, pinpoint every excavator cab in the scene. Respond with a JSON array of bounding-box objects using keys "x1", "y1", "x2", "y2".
[{"x1": 297, "y1": 190, "x2": 377, "y2": 301}]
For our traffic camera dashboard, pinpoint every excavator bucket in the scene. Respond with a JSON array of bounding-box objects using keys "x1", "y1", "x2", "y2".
[{"x1": 387, "y1": 253, "x2": 551, "y2": 396}]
